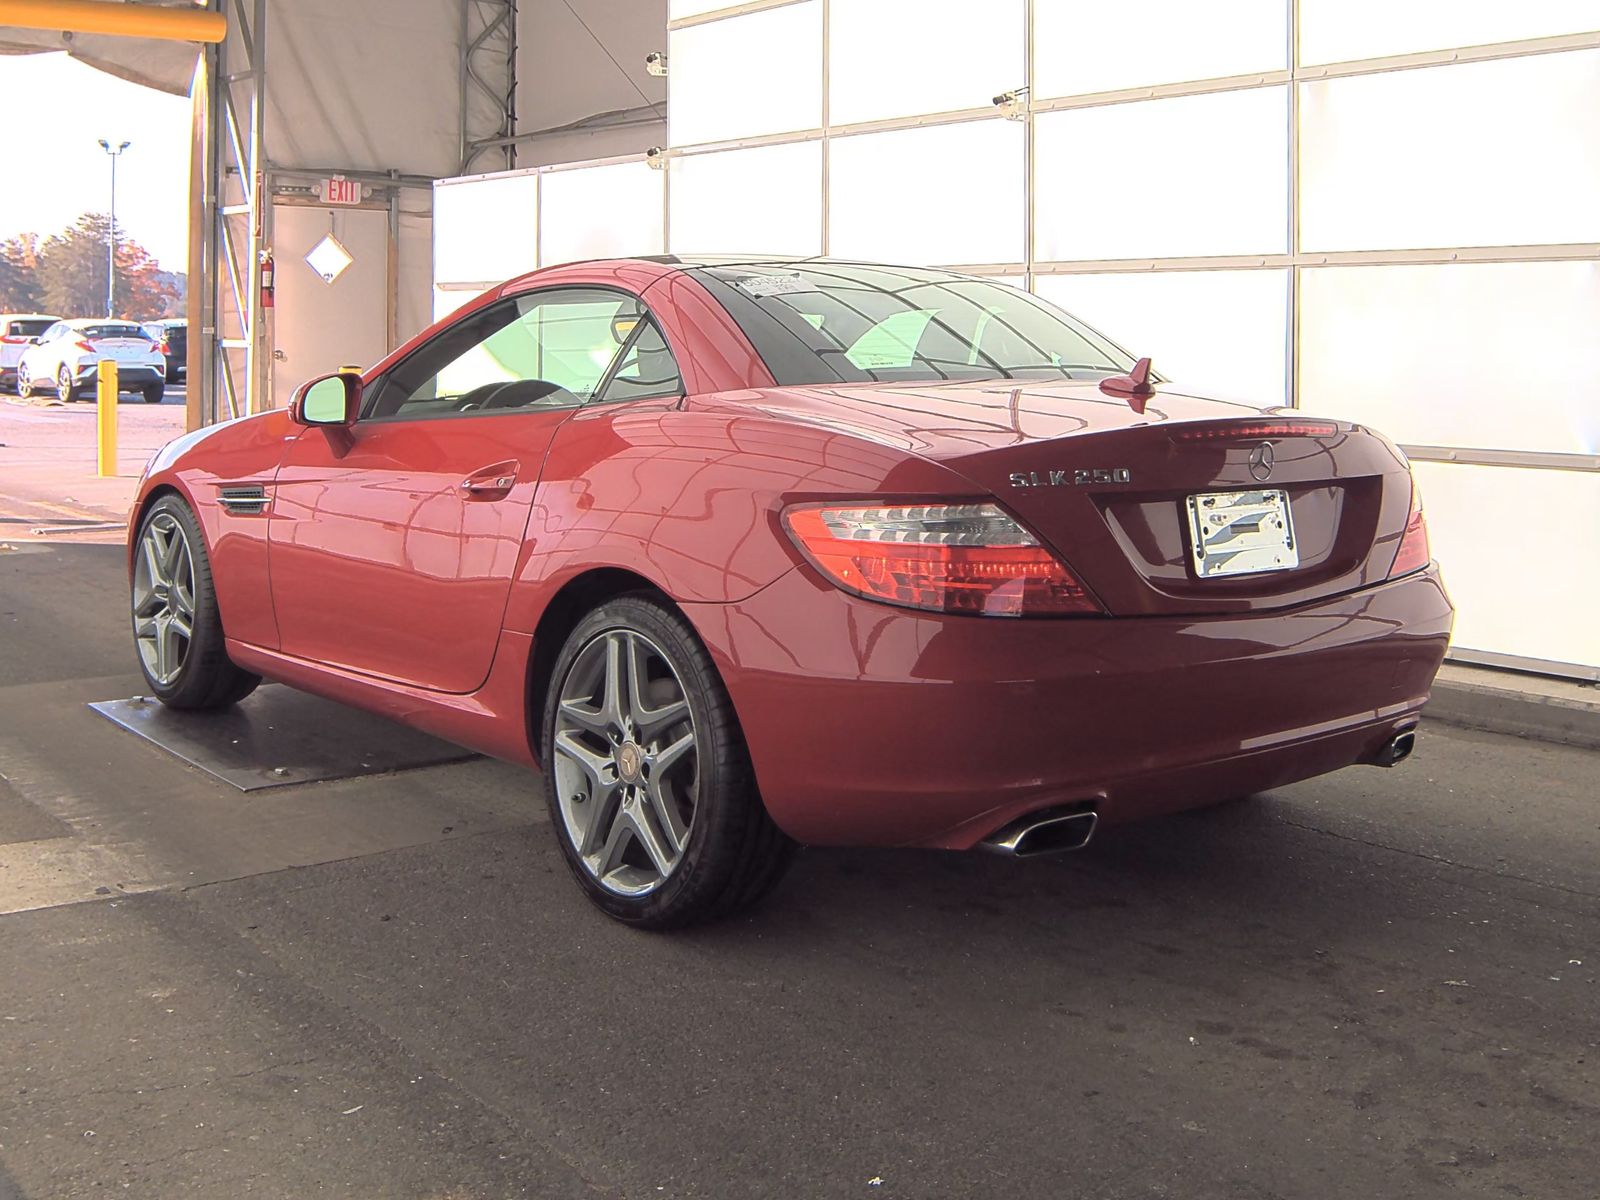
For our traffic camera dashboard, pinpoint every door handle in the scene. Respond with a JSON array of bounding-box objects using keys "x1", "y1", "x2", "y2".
[
  {"x1": 460, "y1": 460, "x2": 521, "y2": 499},
  {"x1": 462, "y1": 474, "x2": 517, "y2": 494}
]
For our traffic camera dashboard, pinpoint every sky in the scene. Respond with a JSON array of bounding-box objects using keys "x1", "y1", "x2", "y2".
[{"x1": 0, "y1": 53, "x2": 192, "y2": 271}]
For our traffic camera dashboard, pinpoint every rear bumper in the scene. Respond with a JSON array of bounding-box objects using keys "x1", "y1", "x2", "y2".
[
  {"x1": 686, "y1": 565, "x2": 1453, "y2": 849},
  {"x1": 73, "y1": 364, "x2": 164, "y2": 388}
]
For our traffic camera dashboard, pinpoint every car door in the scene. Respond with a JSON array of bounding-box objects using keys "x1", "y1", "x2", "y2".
[
  {"x1": 268, "y1": 286, "x2": 654, "y2": 693},
  {"x1": 20, "y1": 323, "x2": 65, "y2": 385}
]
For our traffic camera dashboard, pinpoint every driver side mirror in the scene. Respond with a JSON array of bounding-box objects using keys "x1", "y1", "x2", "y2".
[{"x1": 290, "y1": 371, "x2": 362, "y2": 427}]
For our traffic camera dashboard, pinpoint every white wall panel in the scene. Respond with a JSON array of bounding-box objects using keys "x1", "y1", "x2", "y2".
[
  {"x1": 828, "y1": 120, "x2": 1023, "y2": 265},
  {"x1": 1414, "y1": 462, "x2": 1600, "y2": 670},
  {"x1": 829, "y1": 0, "x2": 1023, "y2": 124},
  {"x1": 1301, "y1": 0, "x2": 1600, "y2": 65},
  {"x1": 669, "y1": 0, "x2": 735, "y2": 17},
  {"x1": 1036, "y1": 270, "x2": 1287, "y2": 406},
  {"x1": 1034, "y1": 0, "x2": 1286, "y2": 98},
  {"x1": 538, "y1": 161, "x2": 665, "y2": 265},
  {"x1": 432, "y1": 174, "x2": 538, "y2": 285},
  {"x1": 1300, "y1": 51, "x2": 1600, "y2": 251},
  {"x1": 669, "y1": 141, "x2": 823, "y2": 256},
  {"x1": 1035, "y1": 87, "x2": 1288, "y2": 261},
  {"x1": 1300, "y1": 261, "x2": 1600, "y2": 455},
  {"x1": 668, "y1": 2, "x2": 822, "y2": 145}
]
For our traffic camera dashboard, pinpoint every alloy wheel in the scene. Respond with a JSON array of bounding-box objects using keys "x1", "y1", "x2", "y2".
[
  {"x1": 551, "y1": 628, "x2": 699, "y2": 897},
  {"x1": 132, "y1": 512, "x2": 197, "y2": 686},
  {"x1": 57, "y1": 367, "x2": 74, "y2": 402}
]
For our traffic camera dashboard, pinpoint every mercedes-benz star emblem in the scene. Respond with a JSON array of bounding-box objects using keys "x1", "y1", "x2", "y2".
[{"x1": 1248, "y1": 442, "x2": 1275, "y2": 482}]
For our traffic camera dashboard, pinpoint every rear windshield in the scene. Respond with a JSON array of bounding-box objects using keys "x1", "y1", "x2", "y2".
[
  {"x1": 5, "y1": 319, "x2": 55, "y2": 338},
  {"x1": 79, "y1": 325, "x2": 151, "y2": 340},
  {"x1": 689, "y1": 262, "x2": 1133, "y2": 387}
]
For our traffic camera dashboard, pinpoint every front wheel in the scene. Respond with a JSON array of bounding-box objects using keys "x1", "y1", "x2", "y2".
[
  {"x1": 132, "y1": 495, "x2": 261, "y2": 709},
  {"x1": 542, "y1": 595, "x2": 795, "y2": 929}
]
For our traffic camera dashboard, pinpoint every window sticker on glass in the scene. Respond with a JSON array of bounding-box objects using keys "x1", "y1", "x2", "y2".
[{"x1": 733, "y1": 273, "x2": 812, "y2": 298}]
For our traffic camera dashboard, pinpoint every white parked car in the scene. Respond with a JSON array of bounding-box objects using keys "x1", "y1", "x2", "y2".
[
  {"x1": 16, "y1": 318, "x2": 167, "y2": 404},
  {"x1": 0, "y1": 314, "x2": 62, "y2": 393}
]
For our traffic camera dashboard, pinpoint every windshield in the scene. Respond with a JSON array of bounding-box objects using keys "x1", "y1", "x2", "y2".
[
  {"x1": 6, "y1": 319, "x2": 55, "y2": 338},
  {"x1": 690, "y1": 262, "x2": 1133, "y2": 387},
  {"x1": 79, "y1": 324, "x2": 151, "y2": 340}
]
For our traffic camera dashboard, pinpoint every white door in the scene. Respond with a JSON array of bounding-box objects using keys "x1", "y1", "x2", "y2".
[{"x1": 271, "y1": 204, "x2": 390, "y2": 406}]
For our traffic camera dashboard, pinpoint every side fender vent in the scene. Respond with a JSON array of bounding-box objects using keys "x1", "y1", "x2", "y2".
[{"x1": 218, "y1": 484, "x2": 269, "y2": 515}]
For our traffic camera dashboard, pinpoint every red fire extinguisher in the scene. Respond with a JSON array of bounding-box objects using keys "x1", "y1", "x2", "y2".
[{"x1": 260, "y1": 249, "x2": 275, "y2": 309}]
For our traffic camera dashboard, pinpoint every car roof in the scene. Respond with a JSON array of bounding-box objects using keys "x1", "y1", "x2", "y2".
[
  {"x1": 64, "y1": 318, "x2": 143, "y2": 328},
  {"x1": 0, "y1": 313, "x2": 62, "y2": 322}
]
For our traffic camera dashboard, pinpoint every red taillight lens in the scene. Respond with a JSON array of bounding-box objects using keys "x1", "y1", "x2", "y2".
[
  {"x1": 782, "y1": 502, "x2": 1102, "y2": 617},
  {"x1": 1388, "y1": 482, "x2": 1430, "y2": 578},
  {"x1": 157, "y1": 339, "x2": 171, "y2": 355},
  {"x1": 1171, "y1": 419, "x2": 1338, "y2": 442},
  {"x1": 74, "y1": 339, "x2": 96, "y2": 353}
]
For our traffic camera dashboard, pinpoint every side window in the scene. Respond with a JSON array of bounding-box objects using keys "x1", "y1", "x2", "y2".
[
  {"x1": 366, "y1": 288, "x2": 644, "y2": 422},
  {"x1": 593, "y1": 318, "x2": 684, "y2": 404}
]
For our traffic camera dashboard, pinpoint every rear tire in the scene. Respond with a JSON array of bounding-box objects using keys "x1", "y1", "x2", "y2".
[
  {"x1": 142, "y1": 384, "x2": 164, "y2": 404},
  {"x1": 541, "y1": 594, "x2": 795, "y2": 929},
  {"x1": 57, "y1": 367, "x2": 78, "y2": 403},
  {"x1": 132, "y1": 494, "x2": 262, "y2": 710}
]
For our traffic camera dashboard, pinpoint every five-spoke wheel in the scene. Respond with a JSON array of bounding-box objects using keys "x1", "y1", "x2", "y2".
[
  {"x1": 552, "y1": 628, "x2": 698, "y2": 897},
  {"x1": 130, "y1": 495, "x2": 261, "y2": 709},
  {"x1": 133, "y1": 510, "x2": 196, "y2": 686},
  {"x1": 542, "y1": 595, "x2": 795, "y2": 928}
]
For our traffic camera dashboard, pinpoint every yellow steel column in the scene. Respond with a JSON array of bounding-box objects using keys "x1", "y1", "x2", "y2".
[
  {"x1": 0, "y1": 0, "x2": 226, "y2": 42},
  {"x1": 97, "y1": 360, "x2": 118, "y2": 477}
]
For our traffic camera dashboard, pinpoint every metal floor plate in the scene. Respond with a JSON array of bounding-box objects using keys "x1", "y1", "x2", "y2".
[{"x1": 89, "y1": 685, "x2": 480, "y2": 792}]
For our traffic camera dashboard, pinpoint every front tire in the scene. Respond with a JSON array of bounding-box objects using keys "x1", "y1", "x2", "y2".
[
  {"x1": 17, "y1": 366, "x2": 34, "y2": 399},
  {"x1": 541, "y1": 594, "x2": 794, "y2": 929},
  {"x1": 132, "y1": 495, "x2": 261, "y2": 709}
]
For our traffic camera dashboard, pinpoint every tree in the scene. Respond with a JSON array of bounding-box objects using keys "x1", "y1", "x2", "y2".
[
  {"x1": 33, "y1": 213, "x2": 176, "y2": 319},
  {"x1": 0, "y1": 234, "x2": 44, "y2": 312}
]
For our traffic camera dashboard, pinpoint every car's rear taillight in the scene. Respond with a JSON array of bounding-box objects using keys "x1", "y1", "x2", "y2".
[
  {"x1": 73, "y1": 339, "x2": 96, "y2": 353},
  {"x1": 1388, "y1": 482, "x2": 1430, "y2": 578},
  {"x1": 157, "y1": 339, "x2": 171, "y2": 356},
  {"x1": 782, "y1": 502, "x2": 1102, "y2": 617}
]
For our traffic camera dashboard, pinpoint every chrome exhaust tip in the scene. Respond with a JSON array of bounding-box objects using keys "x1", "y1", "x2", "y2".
[
  {"x1": 979, "y1": 809, "x2": 1098, "y2": 858},
  {"x1": 1373, "y1": 729, "x2": 1417, "y2": 768}
]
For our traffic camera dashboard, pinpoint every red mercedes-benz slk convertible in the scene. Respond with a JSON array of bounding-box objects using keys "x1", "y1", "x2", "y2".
[{"x1": 127, "y1": 258, "x2": 1451, "y2": 926}]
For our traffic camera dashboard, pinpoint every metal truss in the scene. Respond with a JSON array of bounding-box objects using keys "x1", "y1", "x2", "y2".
[
  {"x1": 460, "y1": 0, "x2": 518, "y2": 175},
  {"x1": 193, "y1": 0, "x2": 268, "y2": 425}
]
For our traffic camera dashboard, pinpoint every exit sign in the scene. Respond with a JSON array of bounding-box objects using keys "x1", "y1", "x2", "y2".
[{"x1": 324, "y1": 177, "x2": 362, "y2": 205}]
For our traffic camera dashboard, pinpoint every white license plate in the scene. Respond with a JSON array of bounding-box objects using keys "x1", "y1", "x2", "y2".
[{"x1": 1185, "y1": 489, "x2": 1298, "y2": 578}]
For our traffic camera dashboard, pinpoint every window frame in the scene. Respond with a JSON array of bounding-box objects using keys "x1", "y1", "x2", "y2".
[
  {"x1": 587, "y1": 312, "x2": 686, "y2": 406},
  {"x1": 360, "y1": 284, "x2": 680, "y2": 425}
]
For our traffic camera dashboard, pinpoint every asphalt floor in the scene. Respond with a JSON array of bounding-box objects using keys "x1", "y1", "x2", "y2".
[{"x1": 0, "y1": 543, "x2": 1596, "y2": 1199}]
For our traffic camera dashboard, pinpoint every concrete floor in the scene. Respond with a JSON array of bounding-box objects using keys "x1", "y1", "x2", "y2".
[{"x1": 0, "y1": 544, "x2": 1595, "y2": 1199}]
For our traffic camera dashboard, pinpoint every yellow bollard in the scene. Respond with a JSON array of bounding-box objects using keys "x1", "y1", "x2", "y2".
[{"x1": 97, "y1": 359, "x2": 118, "y2": 478}]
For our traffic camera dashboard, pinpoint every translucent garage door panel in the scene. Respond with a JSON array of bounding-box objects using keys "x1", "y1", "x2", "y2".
[
  {"x1": 828, "y1": 120, "x2": 1023, "y2": 266},
  {"x1": 669, "y1": 141, "x2": 822, "y2": 256},
  {"x1": 1299, "y1": 261, "x2": 1600, "y2": 455},
  {"x1": 1035, "y1": 270, "x2": 1287, "y2": 407},
  {"x1": 669, "y1": 2, "x2": 822, "y2": 146},
  {"x1": 829, "y1": 0, "x2": 1023, "y2": 125},
  {"x1": 1414, "y1": 461, "x2": 1600, "y2": 670},
  {"x1": 1034, "y1": 0, "x2": 1287, "y2": 98},
  {"x1": 1034, "y1": 88, "x2": 1287, "y2": 262},
  {"x1": 1300, "y1": 51, "x2": 1600, "y2": 252},
  {"x1": 538, "y1": 162, "x2": 665, "y2": 267},
  {"x1": 432, "y1": 287, "x2": 479, "y2": 324},
  {"x1": 433, "y1": 174, "x2": 537, "y2": 285},
  {"x1": 1300, "y1": 0, "x2": 1600, "y2": 65}
]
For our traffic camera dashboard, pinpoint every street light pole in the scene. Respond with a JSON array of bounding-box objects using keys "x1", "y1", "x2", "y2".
[{"x1": 97, "y1": 139, "x2": 131, "y2": 318}]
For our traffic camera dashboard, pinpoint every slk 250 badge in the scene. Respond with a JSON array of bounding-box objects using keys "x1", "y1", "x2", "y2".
[{"x1": 1009, "y1": 468, "x2": 1132, "y2": 488}]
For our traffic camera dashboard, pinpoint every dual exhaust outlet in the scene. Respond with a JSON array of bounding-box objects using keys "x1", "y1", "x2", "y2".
[{"x1": 979, "y1": 728, "x2": 1418, "y2": 858}]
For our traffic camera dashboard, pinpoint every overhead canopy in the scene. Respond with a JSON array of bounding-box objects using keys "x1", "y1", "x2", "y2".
[{"x1": 0, "y1": 0, "x2": 215, "y2": 94}]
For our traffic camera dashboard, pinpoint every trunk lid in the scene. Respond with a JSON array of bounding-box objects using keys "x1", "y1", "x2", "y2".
[{"x1": 746, "y1": 377, "x2": 1416, "y2": 616}]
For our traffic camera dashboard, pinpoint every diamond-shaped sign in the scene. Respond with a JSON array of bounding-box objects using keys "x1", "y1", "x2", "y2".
[{"x1": 305, "y1": 234, "x2": 353, "y2": 283}]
